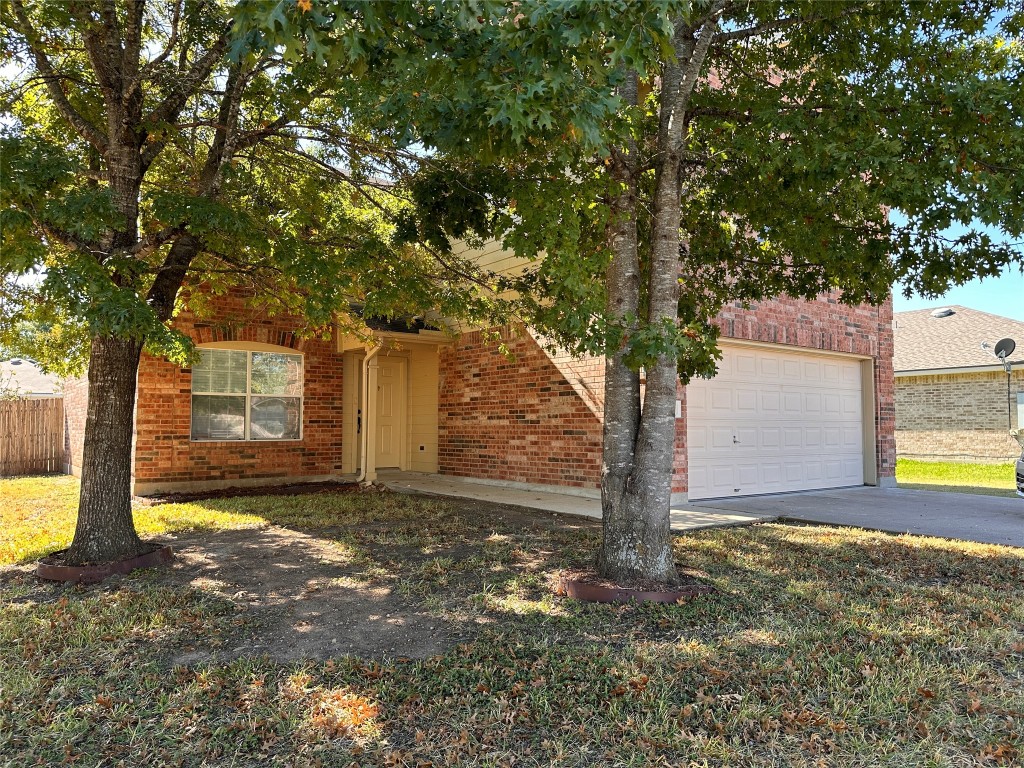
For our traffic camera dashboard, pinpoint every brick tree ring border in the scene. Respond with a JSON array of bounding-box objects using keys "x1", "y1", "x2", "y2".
[
  {"x1": 36, "y1": 545, "x2": 175, "y2": 584},
  {"x1": 556, "y1": 571, "x2": 715, "y2": 605}
]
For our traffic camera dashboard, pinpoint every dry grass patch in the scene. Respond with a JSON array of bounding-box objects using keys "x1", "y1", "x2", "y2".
[{"x1": 1, "y1": 476, "x2": 1022, "y2": 766}]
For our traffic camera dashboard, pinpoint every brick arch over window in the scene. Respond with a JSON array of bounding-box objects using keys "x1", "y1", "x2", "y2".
[{"x1": 191, "y1": 323, "x2": 307, "y2": 351}]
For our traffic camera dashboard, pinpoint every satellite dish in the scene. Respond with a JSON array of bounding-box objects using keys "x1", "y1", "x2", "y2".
[{"x1": 994, "y1": 338, "x2": 1016, "y2": 359}]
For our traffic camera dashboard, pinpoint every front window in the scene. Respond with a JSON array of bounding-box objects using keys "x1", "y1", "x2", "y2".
[{"x1": 190, "y1": 349, "x2": 303, "y2": 441}]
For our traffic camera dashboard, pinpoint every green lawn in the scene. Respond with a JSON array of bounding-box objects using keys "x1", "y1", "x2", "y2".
[
  {"x1": 1, "y1": 475, "x2": 1022, "y2": 766},
  {"x1": 896, "y1": 458, "x2": 1019, "y2": 498}
]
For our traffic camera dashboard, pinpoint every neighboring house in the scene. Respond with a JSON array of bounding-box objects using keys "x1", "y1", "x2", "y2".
[
  {"x1": 894, "y1": 305, "x2": 1024, "y2": 463},
  {"x1": 0, "y1": 358, "x2": 61, "y2": 398},
  {"x1": 64, "y1": 245, "x2": 897, "y2": 501}
]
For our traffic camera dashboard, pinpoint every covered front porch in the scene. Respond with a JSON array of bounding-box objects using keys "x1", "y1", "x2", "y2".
[{"x1": 338, "y1": 321, "x2": 449, "y2": 483}]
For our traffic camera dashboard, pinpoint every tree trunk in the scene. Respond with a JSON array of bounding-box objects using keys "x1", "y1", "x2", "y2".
[
  {"x1": 598, "y1": 72, "x2": 679, "y2": 584},
  {"x1": 598, "y1": 156, "x2": 653, "y2": 581},
  {"x1": 66, "y1": 334, "x2": 145, "y2": 564},
  {"x1": 597, "y1": 13, "x2": 715, "y2": 583},
  {"x1": 599, "y1": 342, "x2": 679, "y2": 585}
]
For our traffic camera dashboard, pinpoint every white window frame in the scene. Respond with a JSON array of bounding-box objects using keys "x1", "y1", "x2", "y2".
[{"x1": 190, "y1": 346, "x2": 304, "y2": 442}]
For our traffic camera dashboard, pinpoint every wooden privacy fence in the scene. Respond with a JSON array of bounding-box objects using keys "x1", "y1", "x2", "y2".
[{"x1": 0, "y1": 397, "x2": 65, "y2": 477}]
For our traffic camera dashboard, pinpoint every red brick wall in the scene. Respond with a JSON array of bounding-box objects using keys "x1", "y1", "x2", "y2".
[
  {"x1": 64, "y1": 290, "x2": 894, "y2": 495},
  {"x1": 131, "y1": 294, "x2": 346, "y2": 493},
  {"x1": 438, "y1": 294, "x2": 895, "y2": 493},
  {"x1": 438, "y1": 326, "x2": 604, "y2": 488},
  {"x1": 62, "y1": 374, "x2": 89, "y2": 476}
]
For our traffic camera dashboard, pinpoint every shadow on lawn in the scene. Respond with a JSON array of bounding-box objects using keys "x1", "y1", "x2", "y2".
[
  {"x1": 5, "y1": 491, "x2": 1024, "y2": 768},
  {"x1": 6, "y1": 489, "x2": 1022, "y2": 667}
]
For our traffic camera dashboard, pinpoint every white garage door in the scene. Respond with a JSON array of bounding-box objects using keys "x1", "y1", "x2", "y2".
[{"x1": 686, "y1": 345, "x2": 865, "y2": 501}]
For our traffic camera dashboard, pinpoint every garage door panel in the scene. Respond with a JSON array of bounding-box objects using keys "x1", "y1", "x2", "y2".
[
  {"x1": 737, "y1": 463, "x2": 759, "y2": 486},
  {"x1": 783, "y1": 462, "x2": 804, "y2": 482},
  {"x1": 734, "y1": 352, "x2": 757, "y2": 376},
  {"x1": 782, "y1": 360, "x2": 802, "y2": 380},
  {"x1": 711, "y1": 464, "x2": 735, "y2": 492},
  {"x1": 842, "y1": 393, "x2": 861, "y2": 416},
  {"x1": 710, "y1": 388, "x2": 733, "y2": 413},
  {"x1": 761, "y1": 428, "x2": 781, "y2": 449},
  {"x1": 783, "y1": 427, "x2": 803, "y2": 449},
  {"x1": 687, "y1": 345, "x2": 865, "y2": 500},
  {"x1": 711, "y1": 427, "x2": 735, "y2": 449},
  {"x1": 735, "y1": 426, "x2": 759, "y2": 447},
  {"x1": 759, "y1": 357, "x2": 780, "y2": 378},
  {"x1": 783, "y1": 392, "x2": 803, "y2": 414},
  {"x1": 825, "y1": 460, "x2": 845, "y2": 481},
  {"x1": 823, "y1": 393, "x2": 842, "y2": 415},
  {"x1": 736, "y1": 389, "x2": 758, "y2": 413}
]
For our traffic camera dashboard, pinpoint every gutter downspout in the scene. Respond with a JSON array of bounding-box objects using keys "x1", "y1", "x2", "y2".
[{"x1": 355, "y1": 343, "x2": 380, "y2": 484}]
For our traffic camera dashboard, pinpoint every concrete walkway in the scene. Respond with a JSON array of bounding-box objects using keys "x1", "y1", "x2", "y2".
[
  {"x1": 380, "y1": 472, "x2": 1024, "y2": 547},
  {"x1": 691, "y1": 486, "x2": 1024, "y2": 548},
  {"x1": 378, "y1": 471, "x2": 769, "y2": 532}
]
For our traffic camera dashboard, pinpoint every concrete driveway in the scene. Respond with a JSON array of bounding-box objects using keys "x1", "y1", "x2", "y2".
[{"x1": 691, "y1": 486, "x2": 1024, "y2": 548}]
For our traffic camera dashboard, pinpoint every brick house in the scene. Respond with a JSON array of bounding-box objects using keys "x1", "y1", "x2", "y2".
[
  {"x1": 65, "y1": 245, "x2": 897, "y2": 501},
  {"x1": 894, "y1": 305, "x2": 1024, "y2": 463}
]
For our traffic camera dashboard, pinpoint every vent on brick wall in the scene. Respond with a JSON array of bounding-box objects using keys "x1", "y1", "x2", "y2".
[{"x1": 930, "y1": 307, "x2": 955, "y2": 318}]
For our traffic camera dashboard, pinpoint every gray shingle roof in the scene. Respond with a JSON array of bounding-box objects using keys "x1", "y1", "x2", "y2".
[
  {"x1": 0, "y1": 359, "x2": 61, "y2": 396},
  {"x1": 893, "y1": 305, "x2": 1024, "y2": 372}
]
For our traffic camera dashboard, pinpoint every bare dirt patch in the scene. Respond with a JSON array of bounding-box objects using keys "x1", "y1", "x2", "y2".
[
  {"x1": 158, "y1": 525, "x2": 449, "y2": 664},
  {"x1": 2, "y1": 488, "x2": 603, "y2": 666}
]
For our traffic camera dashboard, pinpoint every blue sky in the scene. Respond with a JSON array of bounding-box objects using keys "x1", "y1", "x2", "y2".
[{"x1": 893, "y1": 265, "x2": 1024, "y2": 320}]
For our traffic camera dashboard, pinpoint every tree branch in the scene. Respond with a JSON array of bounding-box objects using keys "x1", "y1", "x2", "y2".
[
  {"x1": 9, "y1": 0, "x2": 109, "y2": 153},
  {"x1": 140, "y1": 25, "x2": 232, "y2": 168},
  {"x1": 129, "y1": 226, "x2": 183, "y2": 259},
  {"x1": 122, "y1": 0, "x2": 146, "y2": 100},
  {"x1": 73, "y1": 0, "x2": 126, "y2": 103},
  {"x1": 714, "y1": 2, "x2": 873, "y2": 44}
]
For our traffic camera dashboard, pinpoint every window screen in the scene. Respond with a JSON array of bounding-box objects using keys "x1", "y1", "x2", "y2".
[{"x1": 190, "y1": 349, "x2": 303, "y2": 441}]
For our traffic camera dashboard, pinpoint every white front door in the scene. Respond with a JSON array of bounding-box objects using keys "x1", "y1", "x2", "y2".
[
  {"x1": 375, "y1": 358, "x2": 406, "y2": 469},
  {"x1": 686, "y1": 345, "x2": 865, "y2": 500}
]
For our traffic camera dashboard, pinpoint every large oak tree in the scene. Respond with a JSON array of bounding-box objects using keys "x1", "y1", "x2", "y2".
[
  {"x1": 0, "y1": 0, "x2": 505, "y2": 564},
  {"x1": 270, "y1": 0, "x2": 1023, "y2": 583}
]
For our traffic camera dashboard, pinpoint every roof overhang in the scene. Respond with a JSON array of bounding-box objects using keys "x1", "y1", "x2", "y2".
[
  {"x1": 337, "y1": 325, "x2": 451, "y2": 353},
  {"x1": 895, "y1": 362, "x2": 1022, "y2": 377}
]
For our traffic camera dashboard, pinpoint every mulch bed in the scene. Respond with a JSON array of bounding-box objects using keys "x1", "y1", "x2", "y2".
[{"x1": 136, "y1": 480, "x2": 362, "y2": 505}]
